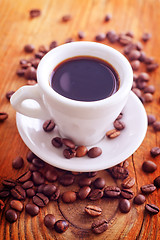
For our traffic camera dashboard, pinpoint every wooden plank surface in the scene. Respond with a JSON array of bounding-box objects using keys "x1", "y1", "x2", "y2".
[{"x1": 0, "y1": 0, "x2": 160, "y2": 239}]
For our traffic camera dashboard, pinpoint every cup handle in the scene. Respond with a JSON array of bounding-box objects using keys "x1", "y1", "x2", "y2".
[{"x1": 10, "y1": 84, "x2": 50, "y2": 120}]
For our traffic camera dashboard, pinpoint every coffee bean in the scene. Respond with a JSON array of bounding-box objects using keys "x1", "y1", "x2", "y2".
[
  {"x1": 32, "y1": 171, "x2": 45, "y2": 185},
  {"x1": 29, "y1": 9, "x2": 41, "y2": 18},
  {"x1": 139, "y1": 51, "x2": 146, "y2": 62},
  {"x1": 0, "y1": 189, "x2": 10, "y2": 198},
  {"x1": 2, "y1": 179, "x2": 16, "y2": 188},
  {"x1": 45, "y1": 169, "x2": 58, "y2": 182},
  {"x1": 24, "y1": 44, "x2": 35, "y2": 53},
  {"x1": 44, "y1": 214, "x2": 56, "y2": 229},
  {"x1": 29, "y1": 163, "x2": 40, "y2": 172},
  {"x1": 123, "y1": 43, "x2": 136, "y2": 55},
  {"x1": 141, "y1": 184, "x2": 156, "y2": 194},
  {"x1": 16, "y1": 68, "x2": 26, "y2": 77},
  {"x1": 51, "y1": 137, "x2": 63, "y2": 148},
  {"x1": 78, "y1": 186, "x2": 91, "y2": 200},
  {"x1": 154, "y1": 176, "x2": 160, "y2": 188},
  {"x1": 0, "y1": 200, "x2": 5, "y2": 210},
  {"x1": 43, "y1": 184, "x2": 56, "y2": 197},
  {"x1": 145, "y1": 203, "x2": 159, "y2": 215},
  {"x1": 37, "y1": 184, "x2": 46, "y2": 193},
  {"x1": 113, "y1": 120, "x2": 125, "y2": 130},
  {"x1": 91, "y1": 219, "x2": 108, "y2": 234},
  {"x1": 54, "y1": 220, "x2": 69, "y2": 233},
  {"x1": 85, "y1": 205, "x2": 102, "y2": 217},
  {"x1": 59, "y1": 174, "x2": 75, "y2": 186},
  {"x1": 86, "y1": 172, "x2": 97, "y2": 178},
  {"x1": 49, "y1": 41, "x2": 58, "y2": 50},
  {"x1": 26, "y1": 188, "x2": 36, "y2": 198},
  {"x1": 143, "y1": 85, "x2": 155, "y2": 94},
  {"x1": 22, "y1": 181, "x2": 34, "y2": 189},
  {"x1": 119, "y1": 199, "x2": 131, "y2": 213},
  {"x1": 142, "y1": 161, "x2": 157, "y2": 173},
  {"x1": 121, "y1": 177, "x2": 135, "y2": 189},
  {"x1": 106, "y1": 129, "x2": 121, "y2": 138},
  {"x1": 50, "y1": 188, "x2": 61, "y2": 201},
  {"x1": 6, "y1": 91, "x2": 15, "y2": 100},
  {"x1": 136, "y1": 41, "x2": 143, "y2": 50},
  {"x1": 62, "y1": 138, "x2": 75, "y2": 149},
  {"x1": 62, "y1": 14, "x2": 72, "y2": 22},
  {"x1": 10, "y1": 200, "x2": 23, "y2": 212},
  {"x1": 95, "y1": 33, "x2": 106, "y2": 41},
  {"x1": 132, "y1": 88, "x2": 142, "y2": 98},
  {"x1": 144, "y1": 93, "x2": 153, "y2": 103},
  {"x1": 30, "y1": 58, "x2": 40, "y2": 68},
  {"x1": 116, "y1": 112, "x2": 123, "y2": 120},
  {"x1": 106, "y1": 30, "x2": 119, "y2": 43},
  {"x1": 104, "y1": 186, "x2": 121, "y2": 197},
  {"x1": 153, "y1": 121, "x2": 160, "y2": 131},
  {"x1": 25, "y1": 203, "x2": 40, "y2": 216},
  {"x1": 62, "y1": 191, "x2": 77, "y2": 203},
  {"x1": 35, "y1": 51, "x2": 45, "y2": 59},
  {"x1": 138, "y1": 72, "x2": 150, "y2": 82},
  {"x1": 104, "y1": 13, "x2": 112, "y2": 22},
  {"x1": 133, "y1": 194, "x2": 146, "y2": 205},
  {"x1": 32, "y1": 158, "x2": 45, "y2": 168},
  {"x1": 146, "y1": 63, "x2": 159, "y2": 72},
  {"x1": 144, "y1": 56, "x2": 154, "y2": 65},
  {"x1": 12, "y1": 156, "x2": 24, "y2": 169},
  {"x1": 121, "y1": 189, "x2": 134, "y2": 199},
  {"x1": 24, "y1": 67, "x2": 37, "y2": 80},
  {"x1": 110, "y1": 166, "x2": 129, "y2": 179},
  {"x1": 63, "y1": 148, "x2": 76, "y2": 159},
  {"x1": 131, "y1": 60, "x2": 140, "y2": 71},
  {"x1": 33, "y1": 193, "x2": 49, "y2": 207},
  {"x1": 43, "y1": 120, "x2": 55, "y2": 132},
  {"x1": 78, "y1": 177, "x2": 92, "y2": 187},
  {"x1": 76, "y1": 146, "x2": 88, "y2": 157},
  {"x1": 147, "y1": 115, "x2": 156, "y2": 125},
  {"x1": 17, "y1": 171, "x2": 32, "y2": 183},
  {"x1": 26, "y1": 150, "x2": 37, "y2": 163},
  {"x1": 119, "y1": 34, "x2": 132, "y2": 45},
  {"x1": 11, "y1": 186, "x2": 26, "y2": 200},
  {"x1": 78, "y1": 31, "x2": 85, "y2": 39},
  {"x1": 88, "y1": 147, "x2": 102, "y2": 158},
  {"x1": 142, "y1": 32, "x2": 152, "y2": 42},
  {"x1": 88, "y1": 189, "x2": 103, "y2": 200},
  {"x1": 5, "y1": 209, "x2": 17, "y2": 223},
  {"x1": 128, "y1": 50, "x2": 141, "y2": 61},
  {"x1": 118, "y1": 160, "x2": 129, "y2": 168},
  {"x1": 38, "y1": 45, "x2": 49, "y2": 54},
  {"x1": 0, "y1": 112, "x2": 8, "y2": 121},
  {"x1": 93, "y1": 177, "x2": 105, "y2": 189}
]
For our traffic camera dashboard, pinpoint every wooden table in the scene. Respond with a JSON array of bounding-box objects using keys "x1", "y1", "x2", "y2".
[{"x1": 0, "y1": 0, "x2": 160, "y2": 239}]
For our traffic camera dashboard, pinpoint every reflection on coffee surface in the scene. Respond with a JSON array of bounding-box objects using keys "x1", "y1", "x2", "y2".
[{"x1": 50, "y1": 56, "x2": 119, "y2": 101}]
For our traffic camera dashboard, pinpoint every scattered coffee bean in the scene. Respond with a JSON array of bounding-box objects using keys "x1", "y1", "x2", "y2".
[
  {"x1": 6, "y1": 91, "x2": 15, "y2": 100},
  {"x1": 104, "y1": 13, "x2": 112, "y2": 22},
  {"x1": 44, "y1": 214, "x2": 56, "y2": 229},
  {"x1": 26, "y1": 188, "x2": 36, "y2": 198},
  {"x1": 91, "y1": 219, "x2": 108, "y2": 234},
  {"x1": 43, "y1": 120, "x2": 55, "y2": 132},
  {"x1": 24, "y1": 66, "x2": 37, "y2": 80},
  {"x1": 144, "y1": 93, "x2": 153, "y2": 102},
  {"x1": 78, "y1": 186, "x2": 91, "y2": 200},
  {"x1": 142, "y1": 160, "x2": 157, "y2": 173},
  {"x1": 22, "y1": 181, "x2": 34, "y2": 189},
  {"x1": 51, "y1": 137, "x2": 63, "y2": 148},
  {"x1": 37, "y1": 184, "x2": 46, "y2": 193},
  {"x1": 35, "y1": 51, "x2": 45, "y2": 59},
  {"x1": 142, "y1": 32, "x2": 152, "y2": 42},
  {"x1": 110, "y1": 166, "x2": 129, "y2": 179},
  {"x1": 32, "y1": 158, "x2": 45, "y2": 168},
  {"x1": 62, "y1": 14, "x2": 72, "y2": 22},
  {"x1": 119, "y1": 199, "x2": 131, "y2": 213},
  {"x1": 33, "y1": 193, "x2": 49, "y2": 207},
  {"x1": 16, "y1": 68, "x2": 26, "y2": 77},
  {"x1": 138, "y1": 72, "x2": 150, "y2": 82},
  {"x1": 78, "y1": 31, "x2": 85, "y2": 39},
  {"x1": 29, "y1": 163, "x2": 40, "y2": 172},
  {"x1": 121, "y1": 177, "x2": 135, "y2": 189},
  {"x1": 29, "y1": 9, "x2": 41, "y2": 18},
  {"x1": 104, "y1": 186, "x2": 121, "y2": 198},
  {"x1": 32, "y1": 171, "x2": 45, "y2": 185},
  {"x1": 62, "y1": 191, "x2": 77, "y2": 203},
  {"x1": 153, "y1": 121, "x2": 160, "y2": 131},
  {"x1": 88, "y1": 147, "x2": 102, "y2": 158},
  {"x1": 145, "y1": 203, "x2": 159, "y2": 215},
  {"x1": 10, "y1": 200, "x2": 23, "y2": 212},
  {"x1": 24, "y1": 44, "x2": 35, "y2": 53},
  {"x1": 0, "y1": 189, "x2": 10, "y2": 198},
  {"x1": 38, "y1": 45, "x2": 49, "y2": 54},
  {"x1": 106, "y1": 129, "x2": 121, "y2": 138},
  {"x1": 119, "y1": 34, "x2": 132, "y2": 45},
  {"x1": 45, "y1": 169, "x2": 58, "y2": 182},
  {"x1": 95, "y1": 33, "x2": 106, "y2": 41},
  {"x1": 25, "y1": 203, "x2": 40, "y2": 216},
  {"x1": 93, "y1": 177, "x2": 105, "y2": 189},
  {"x1": 12, "y1": 156, "x2": 24, "y2": 169},
  {"x1": 141, "y1": 184, "x2": 156, "y2": 194},
  {"x1": 86, "y1": 172, "x2": 97, "y2": 178},
  {"x1": 26, "y1": 150, "x2": 37, "y2": 163},
  {"x1": 146, "y1": 63, "x2": 159, "y2": 72},
  {"x1": 78, "y1": 177, "x2": 92, "y2": 187},
  {"x1": 43, "y1": 184, "x2": 57, "y2": 197},
  {"x1": 121, "y1": 189, "x2": 134, "y2": 199},
  {"x1": 113, "y1": 120, "x2": 125, "y2": 130},
  {"x1": 0, "y1": 112, "x2": 8, "y2": 122},
  {"x1": 54, "y1": 220, "x2": 69, "y2": 233},
  {"x1": 123, "y1": 43, "x2": 136, "y2": 55},
  {"x1": 133, "y1": 194, "x2": 146, "y2": 205},
  {"x1": 17, "y1": 171, "x2": 32, "y2": 183},
  {"x1": 88, "y1": 189, "x2": 103, "y2": 200},
  {"x1": 11, "y1": 186, "x2": 26, "y2": 200},
  {"x1": 5, "y1": 209, "x2": 17, "y2": 223},
  {"x1": 49, "y1": 41, "x2": 58, "y2": 50},
  {"x1": 65, "y1": 38, "x2": 74, "y2": 43},
  {"x1": 106, "y1": 30, "x2": 119, "y2": 43},
  {"x1": 147, "y1": 114, "x2": 156, "y2": 125},
  {"x1": 132, "y1": 88, "x2": 142, "y2": 98},
  {"x1": 144, "y1": 56, "x2": 154, "y2": 65},
  {"x1": 2, "y1": 179, "x2": 16, "y2": 188},
  {"x1": 128, "y1": 50, "x2": 141, "y2": 61},
  {"x1": 50, "y1": 188, "x2": 61, "y2": 201},
  {"x1": 143, "y1": 85, "x2": 155, "y2": 94},
  {"x1": 59, "y1": 174, "x2": 75, "y2": 186},
  {"x1": 85, "y1": 205, "x2": 102, "y2": 217},
  {"x1": 154, "y1": 176, "x2": 160, "y2": 188},
  {"x1": 76, "y1": 146, "x2": 88, "y2": 157},
  {"x1": 131, "y1": 60, "x2": 140, "y2": 71},
  {"x1": 63, "y1": 148, "x2": 76, "y2": 159}
]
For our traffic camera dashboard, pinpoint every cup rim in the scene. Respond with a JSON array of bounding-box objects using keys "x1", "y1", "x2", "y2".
[{"x1": 37, "y1": 41, "x2": 133, "y2": 108}]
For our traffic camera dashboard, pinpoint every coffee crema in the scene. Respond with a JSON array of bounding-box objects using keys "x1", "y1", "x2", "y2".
[{"x1": 50, "y1": 56, "x2": 119, "y2": 102}]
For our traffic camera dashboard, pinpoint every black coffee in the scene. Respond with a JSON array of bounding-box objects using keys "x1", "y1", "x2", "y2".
[{"x1": 50, "y1": 56, "x2": 119, "y2": 101}]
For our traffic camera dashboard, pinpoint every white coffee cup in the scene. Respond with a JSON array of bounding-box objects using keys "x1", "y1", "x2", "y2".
[{"x1": 11, "y1": 41, "x2": 133, "y2": 146}]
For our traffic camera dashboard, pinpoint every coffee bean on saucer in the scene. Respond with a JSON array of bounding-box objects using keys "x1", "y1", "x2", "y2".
[
  {"x1": 29, "y1": 9, "x2": 41, "y2": 18},
  {"x1": 145, "y1": 203, "x2": 159, "y2": 215},
  {"x1": 43, "y1": 120, "x2": 55, "y2": 132},
  {"x1": 62, "y1": 191, "x2": 77, "y2": 203},
  {"x1": 88, "y1": 147, "x2": 102, "y2": 158},
  {"x1": 76, "y1": 146, "x2": 88, "y2": 157},
  {"x1": 121, "y1": 189, "x2": 134, "y2": 199},
  {"x1": 45, "y1": 169, "x2": 58, "y2": 182},
  {"x1": 2, "y1": 179, "x2": 16, "y2": 188},
  {"x1": 104, "y1": 186, "x2": 121, "y2": 198},
  {"x1": 88, "y1": 189, "x2": 103, "y2": 200},
  {"x1": 93, "y1": 177, "x2": 105, "y2": 189},
  {"x1": 11, "y1": 186, "x2": 26, "y2": 200},
  {"x1": 153, "y1": 121, "x2": 160, "y2": 131},
  {"x1": 33, "y1": 193, "x2": 49, "y2": 207},
  {"x1": 59, "y1": 174, "x2": 75, "y2": 186},
  {"x1": 25, "y1": 203, "x2": 40, "y2": 216},
  {"x1": 51, "y1": 137, "x2": 63, "y2": 148},
  {"x1": 78, "y1": 186, "x2": 91, "y2": 200},
  {"x1": 150, "y1": 147, "x2": 160, "y2": 157},
  {"x1": 5, "y1": 209, "x2": 18, "y2": 223},
  {"x1": 119, "y1": 199, "x2": 131, "y2": 213},
  {"x1": 85, "y1": 205, "x2": 102, "y2": 217},
  {"x1": 32, "y1": 171, "x2": 45, "y2": 185},
  {"x1": 147, "y1": 114, "x2": 156, "y2": 125},
  {"x1": 0, "y1": 112, "x2": 8, "y2": 122},
  {"x1": 133, "y1": 194, "x2": 146, "y2": 205},
  {"x1": 24, "y1": 44, "x2": 35, "y2": 53},
  {"x1": 153, "y1": 176, "x2": 160, "y2": 188},
  {"x1": 54, "y1": 220, "x2": 69, "y2": 233},
  {"x1": 6, "y1": 91, "x2": 15, "y2": 100},
  {"x1": 10, "y1": 200, "x2": 24, "y2": 212},
  {"x1": 142, "y1": 160, "x2": 157, "y2": 173},
  {"x1": 121, "y1": 177, "x2": 135, "y2": 189},
  {"x1": 113, "y1": 120, "x2": 125, "y2": 130},
  {"x1": 106, "y1": 129, "x2": 120, "y2": 139},
  {"x1": 62, "y1": 138, "x2": 75, "y2": 149},
  {"x1": 141, "y1": 184, "x2": 156, "y2": 194},
  {"x1": 63, "y1": 148, "x2": 76, "y2": 159},
  {"x1": 44, "y1": 214, "x2": 56, "y2": 229},
  {"x1": 12, "y1": 156, "x2": 24, "y2": 169},
  {"x1": 91, "y1": 219, "x2": 108, "y2": 234},
  {"x1": 17, "y1": 171, "x2": 32, "y2": 183}
]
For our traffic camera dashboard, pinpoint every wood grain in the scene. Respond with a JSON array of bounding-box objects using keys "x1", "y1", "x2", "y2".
[{"x1": 0, "y1": 0, "x2": 160, "y2": 239}]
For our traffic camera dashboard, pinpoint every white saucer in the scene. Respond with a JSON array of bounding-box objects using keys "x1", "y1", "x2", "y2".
[{"x1": 16, "y1": 91, "x2": 147, "y2": 172}]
